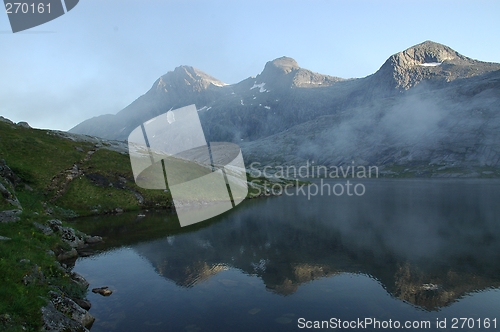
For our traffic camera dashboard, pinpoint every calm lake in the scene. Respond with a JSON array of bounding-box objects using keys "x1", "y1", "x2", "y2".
[{"x1": 72, "y1": 179, "x2": 500, "y2": 331}]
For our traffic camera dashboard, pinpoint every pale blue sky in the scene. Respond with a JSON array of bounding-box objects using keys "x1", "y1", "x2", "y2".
[{"x1": 1, "y1": 0, "x2": 499, "y2": 130}]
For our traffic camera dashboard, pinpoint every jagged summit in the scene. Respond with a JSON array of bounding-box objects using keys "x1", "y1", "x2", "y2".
[
  {"x1": 263, "y1": 56, "x2": 300, "y2": 75},
  {"x1": 154, "y1": 65, "x2": 226, "y2": 93},
  {"x1": 397, "y1": 40, "x2": 465, "y2": 65},
  {"x1": 257, "y1": 56, "x2": 343, "y2": 88},
  {"x1": 375, "y1": 40, "x2": 500, "y2": 90}
]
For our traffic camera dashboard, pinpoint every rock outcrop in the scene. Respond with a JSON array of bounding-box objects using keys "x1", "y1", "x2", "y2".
[
  {"x1": 373, "y1": 40, "x2": 500, "y2": 90},
  {"x1": 0, "y1": 159, "x2": 23, "y2": 210},
  {"x1": 42, "y1": 290, "x2": 95, "y2": 332},
  {"x1": 34, "y1": 220, "x2": 100, "y2": 332}
]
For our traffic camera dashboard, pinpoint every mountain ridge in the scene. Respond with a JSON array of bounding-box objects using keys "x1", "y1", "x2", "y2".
[{"x1": 69, "y1": 41, "x2": 500, "y2": 174}]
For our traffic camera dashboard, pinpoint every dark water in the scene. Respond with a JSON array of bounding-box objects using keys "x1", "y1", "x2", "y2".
[{"x1": 73, "y1": 179, "x2": 500, "y2": 331}]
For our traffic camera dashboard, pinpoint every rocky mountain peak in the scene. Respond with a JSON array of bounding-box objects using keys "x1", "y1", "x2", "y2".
[
  {"x1": 262, "y1": 56, "x2": 300, "y2": 75},
  {"x1": 257, "y1": 56, "x2": 343, "y2": 89},
  {"x1": 390, "y1": 40, "x2": 464, "y2": 68},
  {"x1": 375, "y1": 40, "x2": 500, "y2": 90},
  {"x1": 154, "y1": 65, "x2": 226, "y2": 93}
]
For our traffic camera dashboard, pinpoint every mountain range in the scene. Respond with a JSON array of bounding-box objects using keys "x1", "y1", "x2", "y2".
[{"x1": 69, "y1": 41, "x2": 500, "y2": 176}]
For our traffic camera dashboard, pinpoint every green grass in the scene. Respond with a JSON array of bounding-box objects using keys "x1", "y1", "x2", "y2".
[
  {"x1": 86, "y1": 149, "x2": 173, "y2": 210},
  {"x1": 0, "y1": 197, "x2": 13, "y2": 210},
  {"x1": 55, "y1": 148, "x2": 174, "y2": 214},
  {"x1": 0, "y1": 121, "x2": 174, "y2": 217},
  {"x1": 0, "y1": 123, "x2": 91, "y2": 190},
  {"x1": 15, "y1": 190, "x2": 45, "y2": 213},
  {"x1": 87, "y1": 148, "x2": 131, "y2": 175},
  {"x1": 0, "y1": 213, "x2": 86, "y2": 331},
  {"x1": 55, "y1": 176, "x2": 140, "y2": 215}
]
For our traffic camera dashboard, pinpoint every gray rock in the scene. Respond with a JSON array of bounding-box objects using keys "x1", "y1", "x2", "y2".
[
  {"x1": 47, "y1": 219, "x2": 63, "y2": 232},
  {"x1": 0, "y1": 235, "x2": 11, "y2": 241},
  {"x1": 16, "y1": 121, "x2": 31, "y2": 128},
  {"x1": 33, "y1": 222, "x2": 54, "y2": 236},
  {"x1": 73, "y1": 298, "x2": 91, "y2": 311},
  {"x1": 0, "y1": 209, "x2": 21, "y2": 223},
  {"x1": 0, "y1": 116, "x2": 13, "y2": 124},
  {"x1": 92, "y1": 286, "x2": 112, "y2": 296},
  {"x1": 6, "y1": 197, "x2": 22, "y2": 209},
  {"x1": 84, "y1": 235, "x2": 103, "y2": 244},
  {"x1": 76, "y1": 247, "x2": 95, "y2": 257},
  {"x1": 59, "y1": 226, "x2": 85, "y2": 248},
  {"x1": 131, "y1": 190, "x2": 145, "y2": 205},
  {"x1": 0, "y1": 313, "x2": 11, "y2": 326},
  {"x1": 48, "y1": 291, "x2": 95, "y2": 329},
  {"x1": 0, "y1": 159, "x2": 22, "y2": 186},
  {"x1": 22, "y1": 264, "x2": 45, "y2": 286},
  {"x1": 0, "y1": 182, "x2": 12, "y2": 198},
  {"x1": 70, "y1": 272, "x2": 89, "y2": 289},
  {"x1": 57, "y1": 248, "x2": 78, "y2": 261},
  {"x1": 41, "y1": 301, "x2": 90, "y2": 332},
  {"x1": 115, "y1": 207, "x2": 123, "y2": 213}
]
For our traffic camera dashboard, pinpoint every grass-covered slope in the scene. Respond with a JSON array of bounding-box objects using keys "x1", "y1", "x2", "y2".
[
  {"x1": 0, "y1": 119, "x2": 172, "y2": 218},
  {"x1": 0, "y1": 214, "x2": 87, "y2": 331}
]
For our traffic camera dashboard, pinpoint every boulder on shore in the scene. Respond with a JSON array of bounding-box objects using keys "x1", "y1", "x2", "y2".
[
  {"x1": 0, "y1": 209, "x2": 21, "y2": 223},
  {"x1": 42, "y1": 291, "x2": 95, "y2": 331}
]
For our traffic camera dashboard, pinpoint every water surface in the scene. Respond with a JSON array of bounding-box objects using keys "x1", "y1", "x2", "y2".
[{"x1": 73, "y1": 179, "x2": 500, "y2": 331}]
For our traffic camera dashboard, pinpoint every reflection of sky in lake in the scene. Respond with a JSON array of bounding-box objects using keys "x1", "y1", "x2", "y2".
[{"x1": 74, "y1": 179, "x2": 500, "y2": 332}]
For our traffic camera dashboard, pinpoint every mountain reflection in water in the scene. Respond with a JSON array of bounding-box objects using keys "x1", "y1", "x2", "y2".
[{"x1": 74, "y1": 179, "x2": 500, "y2": 313}]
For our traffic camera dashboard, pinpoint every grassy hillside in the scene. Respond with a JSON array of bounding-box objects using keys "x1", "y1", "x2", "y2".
[{"x1": 0, "y1": 121, "x2": 172, "y2": 217}]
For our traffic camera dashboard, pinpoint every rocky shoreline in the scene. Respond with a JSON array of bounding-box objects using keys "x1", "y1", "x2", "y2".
[{"x1": 35, "y1": 219, "x2": 102, "y2": 332}]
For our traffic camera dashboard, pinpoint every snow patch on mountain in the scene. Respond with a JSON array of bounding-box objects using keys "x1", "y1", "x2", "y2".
[
  {"x1": 250, "y1": 82, "x2": 267, "y2": 92},
  {"x1": 211, "y1": 81, "x2": 228, "y2": 87},
  {"x1": 419, "y1": 62, "x2": 442, "y2": 67}
]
